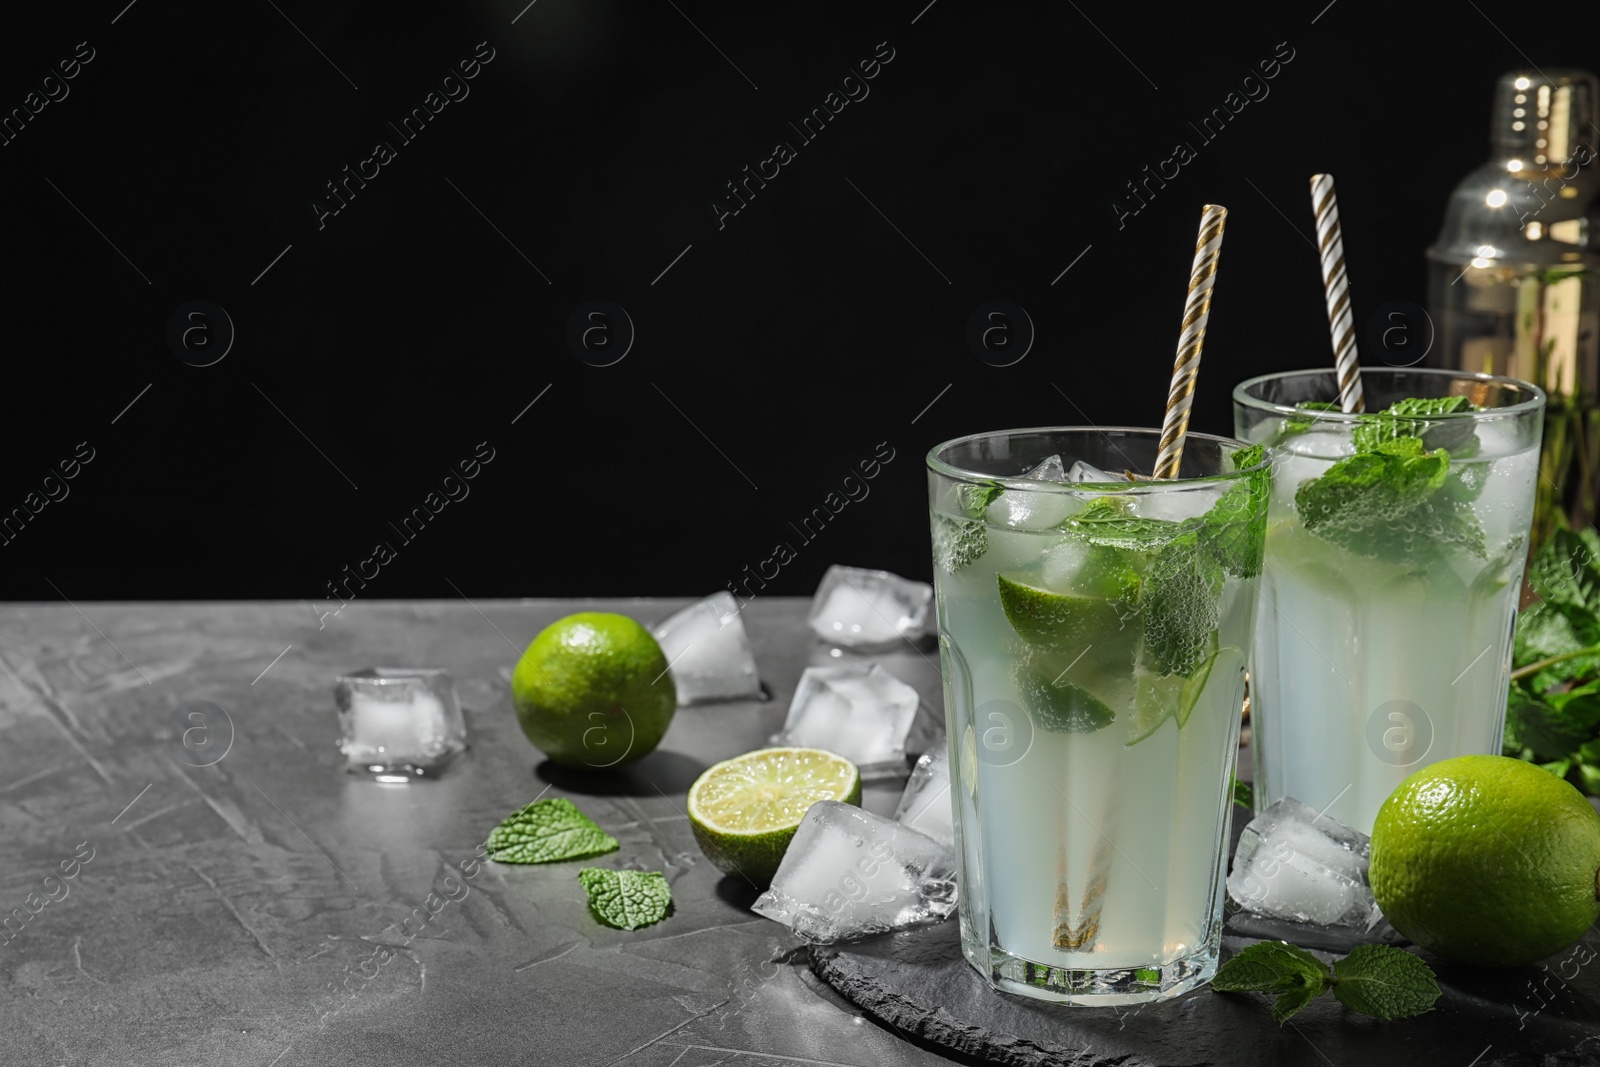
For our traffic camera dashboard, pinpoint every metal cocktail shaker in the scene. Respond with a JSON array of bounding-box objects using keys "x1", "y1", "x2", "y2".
[{"x1": 1426, "y1": 69, "x2": 1600, "y2": 543}]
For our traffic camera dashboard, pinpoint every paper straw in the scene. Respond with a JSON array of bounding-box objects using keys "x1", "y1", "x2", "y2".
[
  {"x1": 1153, "y1": 204, "x2": 1228, "y2": 480},
  {"x1": 1310, "y1": 174, "x2": 1365, "y2": 413}
]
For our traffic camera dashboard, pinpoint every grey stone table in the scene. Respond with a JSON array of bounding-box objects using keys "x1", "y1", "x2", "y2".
[{"x1": 0, "y1": 597, "x2": 965, "y2": 1067}]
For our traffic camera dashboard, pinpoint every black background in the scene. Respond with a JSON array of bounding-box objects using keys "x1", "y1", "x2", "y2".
[{"x1": 3, "y1": 0, "x2": 1596, "y2": 603}]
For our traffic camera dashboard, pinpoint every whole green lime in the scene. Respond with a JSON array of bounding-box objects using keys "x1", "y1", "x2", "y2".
[
  {"x1": 1370, "y1": 754, "x2": 1600, "y2": 967},
  {"x1": 511, "y1": 613, "x2": 676, "y2": 770}
]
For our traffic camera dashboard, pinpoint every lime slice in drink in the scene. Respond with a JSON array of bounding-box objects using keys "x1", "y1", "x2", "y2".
[
  {"x1": 998, "y1": 572, "x2": 1135, "y2": 653},
  {"x1": 687, "y1": 747, "x2": 861, "y2": 888},
  {"x1": 1015, "y1": 662, "x2": 1117, "y2": 734},
  {"x1": 1125, "y1": 633, "x2": 1220, "y2": 746}
]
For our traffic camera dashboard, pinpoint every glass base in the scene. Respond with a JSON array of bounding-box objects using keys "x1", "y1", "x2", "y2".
[{"x1": 964, "y1": 925, "x2": 1220, "y2": 1005}]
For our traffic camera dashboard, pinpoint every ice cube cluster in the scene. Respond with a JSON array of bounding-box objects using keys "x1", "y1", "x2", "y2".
[
  {"x1": 1226, "y1": 797, "x2": 1382, "y2": 929},
  {"x1": 751, "y1": 800, "x2": 958, "y2": 943}
]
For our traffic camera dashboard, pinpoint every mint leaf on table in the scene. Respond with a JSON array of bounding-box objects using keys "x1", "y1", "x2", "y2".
[
  {"x1": 1213, "y1": 942, "x2": 1438, "y2": 1024},
  {"x1": 1294, "y1": 437, "x2": 1485, "y2": 562},
  {"x1": 1212, "y1": 941, "x2": 1330, "y2": 1024},
  {"x1": 578, "y1": 868, "x2": 671, "y2": 930},
  {"x1": 1329, "y1": 945, "x2": 1441, "y2": 1020},
  {"x1": 1139, "y1": 530, "x2": 1224, "y2": 677},
  {"x1": 485, "y1": 798, "x2": 619, "y2": 864}
]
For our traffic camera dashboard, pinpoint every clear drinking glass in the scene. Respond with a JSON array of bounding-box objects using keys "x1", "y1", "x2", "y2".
[
  {"x1": 1233, "y1": 368, "x2": 1546, "y2": 834},
  {"x1": 926, "y1": 427, "x2": 1268, "y2": 1004}
]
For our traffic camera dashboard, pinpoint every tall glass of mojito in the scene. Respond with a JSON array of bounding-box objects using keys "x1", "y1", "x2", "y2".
[
  {"x1": 927, "y1": 427, "x2": 1268, "y2": 1004},
  {"x1": 1233, "y1": 368, "x2": 1545, "y2": 835}
]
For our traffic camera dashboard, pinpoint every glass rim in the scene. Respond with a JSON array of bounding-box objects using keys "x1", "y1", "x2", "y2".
[
  {"x1": 924, "y1": 425, "x2": 1266, "y2": 495},
  {"x1": 1231, "y1": 367, "x2": 1547, "y2": 422}
]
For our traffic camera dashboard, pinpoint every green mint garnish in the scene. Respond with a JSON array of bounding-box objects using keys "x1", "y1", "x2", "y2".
[
  {"x1": 1059, "y1": 496, "x2": 1186, "y2": 551},
  {"x1": 934, "y1": 482, "x2": 1005, "y2": 573},
  {"x1": 1276, "y1": 400, "x2": 1342, "y2": 439},
  {"x1": 1351, "y1": 395, "x2": 1479, "y2": 455},
  {"x1": 1197, "y1": 451, "x2": 1270, "y2": 579},
  {"x1": 1139, "y1": 530, "x2": 1223, "y2": 677},
  {"x1": 485, "y1": 798, "x2": 619, "y2": 864},
  {"x1": 1294, "y1": 436, "x2": 1485, "y2": 562},
  {"x1": 1212, "y1": 942, "x2": 1439, "y2": 1024},
  {"x1": 578, "y1": 868, "x2": 671, "y2": 930}
]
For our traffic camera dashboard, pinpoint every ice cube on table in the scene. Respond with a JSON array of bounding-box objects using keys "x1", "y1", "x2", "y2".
[
  {"x1": 807, "y1": 565, "x2": 932, "y2": 650},
  {"x1": 751, "y1": 800, "x2": 957, "y2": 943},
  {"x1": 893, "y1": 746, "x2": 955, "y2": 852},
  {"x1": 1226, "y1": 797, "x2": 1380, "y2": 928},
  {"x1": 770, "y1": 663, "x2": 920, "y2": 774},
  {"x1": 335, "y1": 668, "x2": 466, "y2": 779},
  {"x1": 651, "y1": 592, "x2": 762, "y2": 704},
  {"x1": 1067, "y1": 459, "x2": 1128, "y2": 483}
]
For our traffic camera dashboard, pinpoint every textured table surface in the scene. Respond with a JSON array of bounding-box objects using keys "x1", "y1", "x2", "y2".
[{"x1": 0, "y1": 597, "x2": 959, "y2": 1067}]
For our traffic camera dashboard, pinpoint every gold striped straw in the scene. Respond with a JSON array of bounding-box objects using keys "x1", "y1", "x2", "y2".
[
  {"x1": 1310, "y1": 174, "x2": 1365, "y2": 413},
  {"x1": 1153, "y1": 204, "x2": 1228, "y2": 480}
]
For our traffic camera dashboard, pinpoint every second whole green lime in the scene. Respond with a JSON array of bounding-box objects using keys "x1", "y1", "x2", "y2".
[{"x1": 511, "y1": 612, "x2": 676, "y2": 770}]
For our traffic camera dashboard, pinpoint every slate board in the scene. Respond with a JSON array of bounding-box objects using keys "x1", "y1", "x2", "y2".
[
  {"x1": 810, "y1": 922, "x2": 1600, "y2": 1067},
  {"x1": 810, "y1": 803, "x2": 1600, "y2": 1067}
]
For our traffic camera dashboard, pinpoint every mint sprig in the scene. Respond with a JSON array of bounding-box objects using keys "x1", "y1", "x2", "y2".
[
  {"x1": 1351, "y1": 395, "x2": 1479, "y2": 455},
  {"x1": 578, "y1": 868, "x2": 671, "y2": 930},
  {"x1": 934, "y1": 482, "x2": 1005, "y2": 573},
  {"x1": 1294, "y1": 436, "x2": 1485, "y2": 562},
  {"x1": 1197, "y1": 444, "x2": 1269, "y2": 579},
  {"x1": 1140, "y1": 530, "x2": 1224, "y2": 677},
  {"x1": 1212, "y1": 941, "x2": 1440, "y2": 1023},
  {"x1": 1506, "y1": 528, "x2": 1600, "y2": 794},
  {"x1": 485, "y1": 798, "x2": 620, "y2": 864}
]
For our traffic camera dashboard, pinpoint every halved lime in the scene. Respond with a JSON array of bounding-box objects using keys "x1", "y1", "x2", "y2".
[
  {"x1": 687, "y1": 747, "x2": 861, "y2": 888},
  {"x1": 998, "y1": 573, "x2": 1136, "y2": 652}
]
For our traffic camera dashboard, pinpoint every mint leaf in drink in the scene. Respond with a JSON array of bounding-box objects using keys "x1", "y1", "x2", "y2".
[
  {"x1": 1328, "y1": 945, "x2": 1441, "y2": 1020},
  {"x1": 1294, "y1": 437, "x2": 1485, "y2": 562},
  {"x1": 933, "y1": 516, "x2": 988, "y2": 573},
  {"x1": 1212, "y1": 941, "x2": 1329, "y2": 1023},
  {"x1": 1351, "y1": 396, "x2": 1479, "y2": 454},
  {"x1": 1276, "y1": 400, "x2": 1341, "y2": 439},
  {"x1": 955, "y1": 482, "x2": 1004, "y2": 518},
  {"x1": 1060, "y1": 497, "x2": 1186, "y2": 552},
  {"x1": 1199, "y1": 458, "x2": 1269, "y2": 579},
  {"x1": 578, "y1": 868, "x2": 671, "y2": 930},
  {"x1": 1139, "y1": 530, "x2": 1223, "y2": 677},
  {"x1": 485, "y1": 798, "x2": 619, "y2": 864}
]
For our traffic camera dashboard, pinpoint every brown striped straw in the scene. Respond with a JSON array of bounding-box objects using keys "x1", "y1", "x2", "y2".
[
  {"x1": 1153, "y1": 204, "x2": 1228, "y2": 480},
  {"x1": 1310, "y1": 174, "x2": 1365, "y2": 413}
]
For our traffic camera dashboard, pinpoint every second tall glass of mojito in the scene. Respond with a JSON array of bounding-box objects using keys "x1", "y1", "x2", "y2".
[
  {"x1": 927, "y1": 428, "x2": 1269, "y2": 1003},
  {"x1": 1234, "y1": 368, "x2": 1545, "y2": 834}
]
